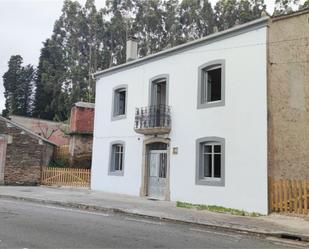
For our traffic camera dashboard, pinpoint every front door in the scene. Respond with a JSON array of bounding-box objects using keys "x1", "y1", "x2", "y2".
[
  {"x1": 0, "y1": 135, "x2": 7, "y2": 184},
  {"x1": 147, "y1": 150, "x2": 167, "y2": 200}
]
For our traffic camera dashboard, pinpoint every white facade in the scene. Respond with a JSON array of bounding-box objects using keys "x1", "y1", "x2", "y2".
[{"x1": 92, "y1": 19, "x2": 268, "y2": 214}]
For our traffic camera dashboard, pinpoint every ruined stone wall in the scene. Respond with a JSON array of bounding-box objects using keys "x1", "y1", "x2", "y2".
[
  {"x1": 0, "y1": 119, "x2": 54, "y2": 185},
  {"x1": 268, "y1": 11, "x2": 309, "y2": 179},
  {"x1": 69, "y1": 134, "x2": 93, "y2": 168}
]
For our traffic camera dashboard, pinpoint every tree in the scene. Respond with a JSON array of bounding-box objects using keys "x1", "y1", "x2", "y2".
[
  {"x1": 33, "y1": 0, "x2": 106, "y2": 121},
  {"x1": 19, "y1": 65, "x2": 35, "y2": 116},
  {"x1": 179, "y1": 0, "x2": 215, "y2": 40},
  {"x1": 33, "y1": 39, "x2": 67, "y2": 120},
  {"x1": 134, "y1": 0, "x2": 167, "y2": 56},
  {"x1": 214, "y1": 0, "x2": 265, "y2": 31},
  {"x1": 300, "y1": 0, "x2": 309, "y2": 9},
  {"x1": 2, "y1": 55, "x2": 34, "y2": 117},
  {"x1": 273, "y1": 0, "x2": 300, "y2": 15}
]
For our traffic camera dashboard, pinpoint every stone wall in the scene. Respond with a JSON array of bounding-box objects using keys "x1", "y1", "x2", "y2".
[
  {"x1": 69, "y1": 134, "x2": 93, "y2": 168},
  {"x1": 0, "y1": 118, "x2": 55, "y2": 185},
  {"x1": 268, "y1": 10, "x2": 309, "y2": 179}
]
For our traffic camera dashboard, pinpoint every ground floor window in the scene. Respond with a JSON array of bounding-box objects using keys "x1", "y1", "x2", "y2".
[
  {"x1": 196, "y1": 137, "x2": 225, "y2": 186},
  {"x1": 109, "y1": 142, "x2": 125, "y2": 176}
]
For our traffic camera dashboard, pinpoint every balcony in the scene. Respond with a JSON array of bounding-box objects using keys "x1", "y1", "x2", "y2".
[{"x1": 134, "y1": 105, "x2": 171, "y2": 135}]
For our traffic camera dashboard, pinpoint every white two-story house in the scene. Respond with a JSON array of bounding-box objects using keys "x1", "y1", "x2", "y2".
[{"x1": 92, "y1": 16, "x2": 269, "y2": 214}]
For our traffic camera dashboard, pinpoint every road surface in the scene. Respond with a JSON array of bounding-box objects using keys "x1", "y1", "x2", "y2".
[{"x1": 0, "y1": 199, "x2": 304, "y2": 248}]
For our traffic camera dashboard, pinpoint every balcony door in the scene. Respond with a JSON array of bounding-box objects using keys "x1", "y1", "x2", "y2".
[
  {"x1": 151, "y1": 79, "x2": 167, "y2": 127},
  {"x1": 151, "y1": 79, "x2": 166, "y2": 107}
]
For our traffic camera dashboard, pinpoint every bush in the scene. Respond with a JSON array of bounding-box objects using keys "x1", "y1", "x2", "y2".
[{"x1": 49, "y1": 157, "x2": 69, "y2": 168}]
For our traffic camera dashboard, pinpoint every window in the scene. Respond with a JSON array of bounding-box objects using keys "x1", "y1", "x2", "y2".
[
  {"x1": 196, "y1": 137, "x2": 225, "y2": 186},
  {"x1": 112, "y1": 85, "x2": 127, "y2": 120},
  {"x1": 109, "y1": 142, "x2": 125, "y2": 176},
  {"x1": 197, "y1": 60, "x2": 225, "y2": 109}
]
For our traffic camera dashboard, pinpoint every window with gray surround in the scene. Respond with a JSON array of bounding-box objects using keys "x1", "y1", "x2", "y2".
[
  {"x1": 109, "y1": 141, "x2": 125, "y2": 176},
  {"x1": 196, "y1": 137, "x2": 225, "y2": 186},
  {"x1": 112, "y1": 85, "x2": 127, "y2": 120},
  {"x1": 197, "y1": 60, "x2": 225, "y2": 109}
]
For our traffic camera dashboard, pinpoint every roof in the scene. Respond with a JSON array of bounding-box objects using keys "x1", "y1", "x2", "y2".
[
  {"x1": 0, "y1": 116, "x2": 57, "y2": 146},
  {"x1": 75, "y1": 102, "x2": 95, "y2": 109},
  {"x1": 93, "y1": 16, "x2": 269, "y2": 79},
  {"x1": 272, "y1": 7, "x2": 309, "y2": 22}
]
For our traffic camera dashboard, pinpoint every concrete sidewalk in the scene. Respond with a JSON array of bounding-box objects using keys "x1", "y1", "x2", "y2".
[{"x1": 0, "y1": 186, "x2": 308, "y2": 242}]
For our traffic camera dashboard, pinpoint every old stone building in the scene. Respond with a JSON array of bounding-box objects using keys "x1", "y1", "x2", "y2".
[
  {"x1": 268, "y1": 9, "x2": 309, "y2": 179},
  {"x1": 0, "y1": 116, "x2": 55, "y2": 185},
  {"x1": 69, "y1": 102, "x2": 94, "y2": 168}
]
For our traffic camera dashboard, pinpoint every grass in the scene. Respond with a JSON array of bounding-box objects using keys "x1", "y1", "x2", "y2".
[{"x1": 176, "y1": 201, "x2": 262, "y2": 217}]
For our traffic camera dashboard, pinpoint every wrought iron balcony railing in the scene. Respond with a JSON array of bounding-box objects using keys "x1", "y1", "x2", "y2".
[{"x1": 134, "y1": 105, "x2": 171, "y2": 135}]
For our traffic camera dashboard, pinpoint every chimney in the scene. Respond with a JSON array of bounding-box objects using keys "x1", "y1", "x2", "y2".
[{"x1": 126, "y1": 36, "x2": 138, "y2": 62}]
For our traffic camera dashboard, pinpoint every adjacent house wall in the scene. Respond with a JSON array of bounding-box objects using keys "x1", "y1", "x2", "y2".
[
  {"x1": 268, "y1": 10, "x2": 309, "y2": 179},
  {"x1": 0, "y1": 118, "x2": 55, "y2": 185},
  {"x1": 92, "y1": 25, "x2": 268, "y2": 213}
]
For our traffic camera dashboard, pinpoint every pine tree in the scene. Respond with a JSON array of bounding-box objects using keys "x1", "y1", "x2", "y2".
[
  {"x1": 33, "y1": 39, "x2": 67, "y2": 120},
  {"x1": 2, "y1": 55, "x2": 34, "y2": 117}
]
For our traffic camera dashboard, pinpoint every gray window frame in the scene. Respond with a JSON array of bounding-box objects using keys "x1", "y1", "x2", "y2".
[
  {"x1": 108, "y1": 141, "x2": 125, "y2": 176},
  {"x1": 196, "y1": 137, "x2": 225, "y2": 186},
  {"x1": 197, "y1": 60, "x2": 225, "y2": 109},
  {"x1": 111, "y1": 85, "x2": 128, "y2": 121}
]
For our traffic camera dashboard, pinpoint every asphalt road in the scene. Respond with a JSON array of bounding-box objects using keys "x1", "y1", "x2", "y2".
[{"x1": 0, "y1": 199, "x2": 305, "y2": 249}]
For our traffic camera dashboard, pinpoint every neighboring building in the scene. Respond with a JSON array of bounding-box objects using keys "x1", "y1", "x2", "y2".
[
  {"x1": 91, "y1": 9, "x2": 309, "y2": 214},
  {"x1": 268, "y1": 9, "x2": 309, "y2": 180},
  {"x1": 9, "y1": 115, "x2": 69, "y2": 146},
  {"x1": 69, "y1": 102, "x2": 95, "y2": 168},
  {"x1": 0, "y1": 116, "x2": 56, "y2": 185},
  {"x1": 92, "y1": 17, "x2": 269, "y2": 214}
]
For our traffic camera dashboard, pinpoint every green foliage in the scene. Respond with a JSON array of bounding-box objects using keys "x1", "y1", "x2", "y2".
[
  {"x1": 49, "y1": 157, "x2": 70, "y2": 168},
  {"x1": 5, "y1": 0, "x2": 269, "y2": 121},
  {"x1": 301, "y1": 0, "x2": 309, "y2": 8},
  {"x1": 2, "y1": 55, "x2": 35, "y2": 117},
  {"x1": 176, "y1": 201, "x2": 263, "y2": 217},
  {"x1": 274, "y1": 0, "x2": 300, "y2": 15},
  {"x1": 214, "y1": 0, "x2": 266, "y2": 31}
]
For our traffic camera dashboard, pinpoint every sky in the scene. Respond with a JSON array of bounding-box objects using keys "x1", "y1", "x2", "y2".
[{"x1": 0, "y1": 0, "x2": 282, "y2": 112}]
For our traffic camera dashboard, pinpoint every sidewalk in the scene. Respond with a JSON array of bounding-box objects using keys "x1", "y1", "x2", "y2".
[{"x1": 0, "y1": 186, "x2": 308, "y2": 242}]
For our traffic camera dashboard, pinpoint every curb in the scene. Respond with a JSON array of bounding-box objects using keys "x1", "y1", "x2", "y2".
[{"x1": 1, "y1": 194, "x2": 309, "y2": 243}]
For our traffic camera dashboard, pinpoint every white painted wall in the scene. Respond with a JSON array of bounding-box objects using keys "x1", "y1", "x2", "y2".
[{"x1": 91, "y1": 26, "x2": 268, "y2": 214}]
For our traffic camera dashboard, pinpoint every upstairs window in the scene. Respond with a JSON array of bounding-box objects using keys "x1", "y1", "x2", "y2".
[
  {"x1": 196, "y1": 137, "x2": 225, "y2": 186},
  {"x1": 112, "y1": 85, "x2": 127, "y2": 120},
  {"x1": 109, "y1": 142, "x2": 125, "y2": 175},
  {"x1": 198, "y1": 60, "x2": 225, "y2": 109}
]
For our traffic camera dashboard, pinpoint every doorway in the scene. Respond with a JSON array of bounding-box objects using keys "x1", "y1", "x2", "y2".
[
  {"x1": 0, "y1": 135, "x2": 7, "y2": 184},
  {"x1": 144, "y1": 142, "x2": 169, "y2": 200},
  {"x1": 150, "y1": 77, "x2": 168, "y2": 127}
]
